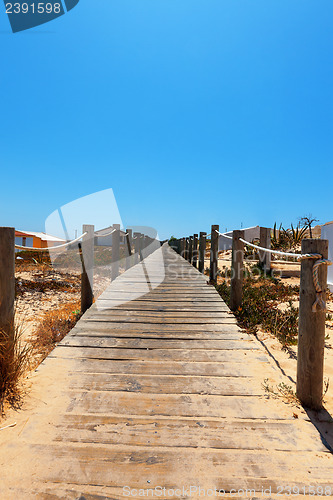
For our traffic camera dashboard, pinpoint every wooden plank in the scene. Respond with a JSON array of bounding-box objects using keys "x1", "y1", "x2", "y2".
[
  {"x1": 63, "y1": 391, "x2": 304, "y2": 420},
  {"x1": 53, "y1": 414, "x2": 329, "y2": 453},
  {"x1": 73, "y1": 322, "x2": 242, "y2": 332},
  {"x1": 51, "y1": 346, "x2": 265, "y2": 362},
  {"x1": 42, "y1": 358, "x2": 271, "y2": 377},
  {"x1": 88, "y1": 308, "x2": 235, "y2": 318},
  {"x1": 66, "y1": 373, "x2": 262, "y2": 396},
  {"x1": 60, "y1": 337, "x2": 260, "y2": 351},
  {"x1": 90, "y1": 310, "x2": 231, "y2": 318},
  {"x1": 94, "y1": 302, "x2": 230, "y2": 311},
  {"x1": 68, "y1": 327, "x2": 247, "y2": 340},
  {"x1": 15, "y1": 445, "x2": 333, "y2": 484},
  {"x1": 82, "y1": 317, "x2": 237, "y2": 324},
  {"x1": 3, "y1": 442, "x2": 333, "y2": 499}
]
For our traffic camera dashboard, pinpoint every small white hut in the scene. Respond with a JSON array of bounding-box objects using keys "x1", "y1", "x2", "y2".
[
  {"x1": 321, "y1": 221, "x2": 333, "y2": 292},
  {"x1": 218, "y1": 225, "x2": 261, "y2": 252},
  {"x1": 95, "y1": 225, "x2": 127, "y2": 247}
]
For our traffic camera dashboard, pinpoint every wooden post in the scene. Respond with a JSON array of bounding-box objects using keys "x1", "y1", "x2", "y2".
[
  {"x1": 184, "y1": 238, "x2": 188, "y2": 261},
  {"x1": 111, "y1": 224, "x2": 120, "y2": 280},
  {"x1": 230, "y1": 229, "x2": 244, "y2": 311},
  {"x1": 133, "y1": 232, "x2": 140, "y2": 264},
  {"x1": 209, "y1": 225, "x2": 219, "y2": 284},
  {"x1": 125, "y1": 228, "x2": 132, "y2": 270},
  {"x1": 0, "y1": 227, "x2": 15, "y2": 339},
  {"x1": 188, "y1": 236, "x2": 193, "y2": 263},
  {"x1": 181, "y1": 238, "x2": 185, "y2": 259},
  {"x1": 81, "y1": 224, "x2": 94, "y2": 314},
  {"x1": 192, "y1": 234, "x2": 198, "y2": 267},
  {"x1": 198, "y1": 232, "x2": 206, "y2": 274},
  {"x1": 259, "y1": 226, "x2": 271, "y2": 274},
  {"x1": 139, "y1": 234, "x2": 144, "y2": 261},
  {"x1": 296, "y1": 239, "x2": 329, "y2": 410},
  {"x1": 143, "y1": 235, "x2": 150, "y2": 258}
]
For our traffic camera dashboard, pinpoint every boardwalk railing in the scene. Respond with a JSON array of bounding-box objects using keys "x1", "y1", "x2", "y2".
[
  {"x1": 170, "y1": 224, "x2": 331, "y2": 411},
  {"x1": 0, "y1": 225, "x2": 160, "y2": 335}
]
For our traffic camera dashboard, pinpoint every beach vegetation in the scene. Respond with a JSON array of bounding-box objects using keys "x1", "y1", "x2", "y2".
[{"x1": 216, "y1": 275, "x2": 300, "y2": 345}]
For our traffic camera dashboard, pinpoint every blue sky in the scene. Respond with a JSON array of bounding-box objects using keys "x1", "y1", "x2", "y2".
[{"x1": 0, "y1": 0, "x2": 332, "y2": 239}]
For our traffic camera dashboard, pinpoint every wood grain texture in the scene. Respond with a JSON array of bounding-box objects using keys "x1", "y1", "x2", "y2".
[
  {"x1": 1, "y1": 243, "x2": 332, "y2": 498},
  {"x1": 0, "y1": 226, "x2": 15, "y2": 337},
  {"x1": 297, "y1": 239, "x2": 329, "y2": 409},
  {"x1": 81, "y1": 224, "x2": 94, "y2": 314},
  {"x1": 230, "y1": 229, "x2": 244, "y2": 312}
]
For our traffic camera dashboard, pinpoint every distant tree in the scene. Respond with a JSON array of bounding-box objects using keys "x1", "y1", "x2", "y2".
[{"x1": 298, "y1": 214, "x2": 319, "y2": 238}]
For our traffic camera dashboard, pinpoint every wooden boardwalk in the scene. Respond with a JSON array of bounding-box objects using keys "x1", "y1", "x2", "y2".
[{"x1": 0, "y1": 244, "x2": 332, "y2": 499}]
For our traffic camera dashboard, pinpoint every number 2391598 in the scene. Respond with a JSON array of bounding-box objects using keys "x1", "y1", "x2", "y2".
[{"x1": 6, "y1": 3, "x2": 62, "y2": 14}]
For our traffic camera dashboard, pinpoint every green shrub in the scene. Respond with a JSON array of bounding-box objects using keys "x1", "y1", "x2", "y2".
[{"x1": 216, "y1": 276, "x2": 300, "y2": 345}]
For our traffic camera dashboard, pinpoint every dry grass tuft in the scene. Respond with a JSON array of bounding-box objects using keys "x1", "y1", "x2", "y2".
[
  {"x1": 29, "y1": 301, "x2": 81, "y2": 366},
  {"x1": 262, "y1": 378, "x2": 300, "y2": 406},
  {"x1": 0, "y1": 324, "x2": 32, "y2": 414}
]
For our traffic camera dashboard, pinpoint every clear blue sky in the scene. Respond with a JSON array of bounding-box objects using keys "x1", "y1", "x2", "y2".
[{"x1": 0, "y1": 0, "x2": 332, "y2": 239}]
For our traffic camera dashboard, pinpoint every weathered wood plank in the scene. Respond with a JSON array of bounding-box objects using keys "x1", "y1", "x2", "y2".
[
  {"x1": 70, "y1": 325, "x2": 246, "y2": 339},
  {"x1": 53, "y1": 414, "x2": 329, "y2": 453},
  {"x1": 42, "y1": 357, "x2": 271, "y2": 377},
  {"x1": 89, "y1": 310, "x2": 231, "y2": 319},
  {"x1": 83, "y1": 317, "x2": 237, "y2": 324},
  {"x1": 73, "y1": 322, "x2": 242, "y2": 332},
  {"x1": 60, "y1": 337, "x2": 259, "y2": 351},
  {"x1": 51, "y1": 346, "x2": 266, "y2": 362},
  {"x1": 95, "y1": 301, "x2": 230, "y2": 310},
  {"x1": 63, "y1": 390, "x2": 300, "y2": 420},
  {"x1": 10, "y1": 444, "x2": 333, "y2": 487},
  {"x1": 66, "y1": 373, "x2": 262, "y2": 396}
]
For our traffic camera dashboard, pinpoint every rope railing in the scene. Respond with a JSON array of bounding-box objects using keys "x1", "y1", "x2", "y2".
[
  {"x1": 239, "y1": 237, "x2": 316, "y2": 260},
  {"x1": 215, "y1": 230, "x2": 232, "y2": 240},
  {"x1": 238, "y1": 236, "x2": 332, "y2": 312},
  {"x1": 174, "y1": 228, "x2": 332, "y2": 312},
  {"x1": 15, "y1": 227, "x2": 127, "y2": 251},
  {"x1": 215, "y1": 230, "x2": 332, "y2": 308},
  {"x1": 15, "y1": 232, "x2": 88, "y2": 251},
  {"x1": 95, "y1": 228, "x2": 117, "y2": 238}
]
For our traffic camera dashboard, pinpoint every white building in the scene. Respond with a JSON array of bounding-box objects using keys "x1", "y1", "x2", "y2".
[
  {"x1": 218, "y1": 225, "x2": 261, "y2": 252},
  {"x1": 321, "y1": 221, "x2": 333, "y2": 292},
  {"x1": 15, "y1": 230, "x2": 66, "y2": 249},
  {"x1": 95, "y1": 225, "x2": 127, "y2": 247}
]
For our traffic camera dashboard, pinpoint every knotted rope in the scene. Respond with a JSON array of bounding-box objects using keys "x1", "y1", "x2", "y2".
[{"x1": 307, "y1": 258, "x2": 332, "y2": 312}]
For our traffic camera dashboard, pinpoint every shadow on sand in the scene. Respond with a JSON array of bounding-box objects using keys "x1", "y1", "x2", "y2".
[{"x1": 255, "y1": 333, "x2": 333, "y2": 453}]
